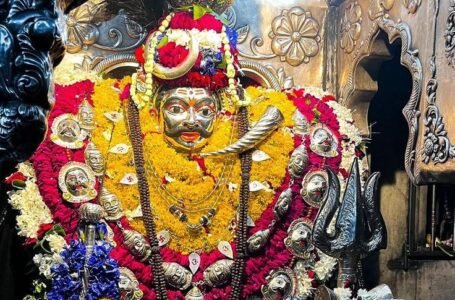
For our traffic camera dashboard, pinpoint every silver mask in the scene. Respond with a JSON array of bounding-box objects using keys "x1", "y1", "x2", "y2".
[
  {"x1": 162, "y1": 262, "x2": 193, "y2": 290},
  {"x1": 203, "y1": 259, "x2": 234, "y2": 287},
  {"x1": 161, "y1": 88, "x2": 218, "y2": 152},
  {"x1": 284, "y1": 218, "x2": 314, "y2": 258},
  {"x1": 300, "y1": 170, "x2": 328, "y2": 207},
  {"x1": 309, "y1": 125, "x2": 338, "y2": 158},
  {"x1": 261, "y1": 268, "x2": 296, "y2": 300}
]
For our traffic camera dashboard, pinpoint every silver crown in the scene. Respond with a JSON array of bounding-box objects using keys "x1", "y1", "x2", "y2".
[{"x1": 168, "y1": 0, "x2": 233, "y2": 14}]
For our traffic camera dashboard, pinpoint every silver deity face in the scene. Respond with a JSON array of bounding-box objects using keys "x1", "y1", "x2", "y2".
[
  {"x1": 78, "y1": 100, "x2": 95, "y2": 131},
  {"x1": 262, "y1": 268, "x2": 296, "y2": 300},
  {"x1": 100, "y1": 188, "x2": 123, "y2": 221},
  {"x1": 274, "y1": 188, "x2": 293, "y2": 220},
  {"x1": 301, "y1": 171, "x2": 328, "y2": 207},
  {"x1": 123, "y1": 229, "x2": 151, "y2": 261},
  {"x1": 161, "y1": 88, "x2": 217, "y2": 152},
  {"x1": 288, "y1": 145, "x2": 308, "y2": 179},
  {"x1": 203, "y1": 259, "x2": 233, "y2": 287},
  {"x1": 309, "y1": 125, "x2": 338, "y2": 157},
  {"x1": 163, "y1": 262, "x2": 192, "y2": 290},
  {"x1": 58, "y1": 119, "x2": 81, "y2": 142},
  {"x1": 284, "y1": 218, "x2": 314, "y2": 258},
  {"x1": 247, "y1": 228, "x2": 271, "y2": 253},
  {"x1": 65, "y1": 167, "x2": 90, "y2": 196},
  {"x1": 85, "y1": 143, "x2": 105, "y2": 175}
]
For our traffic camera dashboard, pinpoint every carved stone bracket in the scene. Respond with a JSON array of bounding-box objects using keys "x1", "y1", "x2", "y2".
[
  {"x1": 378, "y1": 17, "x2": 423, "y2": 182},
  {"x1": 445, "y1": 0, "x2": 455, "y2": 68},
  {"x1": 422, "y1": 56, "x2": 455, "y2": 164}
]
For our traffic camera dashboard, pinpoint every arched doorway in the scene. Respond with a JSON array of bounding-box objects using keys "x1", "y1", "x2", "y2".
[{"x1": 362, "y1": 31, "x2": 413, "y2": 290}]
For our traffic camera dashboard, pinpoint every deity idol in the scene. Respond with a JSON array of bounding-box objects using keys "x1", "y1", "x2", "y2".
[{"x1": 11, "y1": 1, "x2": 375, "y2": 299}]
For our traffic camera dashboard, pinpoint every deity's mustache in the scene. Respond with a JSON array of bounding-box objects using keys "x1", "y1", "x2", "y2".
[{"x1": 165, "y1": 125, "x2": 211, "y2": 138}]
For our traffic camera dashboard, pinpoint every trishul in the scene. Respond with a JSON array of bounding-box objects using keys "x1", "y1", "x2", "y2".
[{"x1": 312, "y1": 158, "x2": 387, "y2": 288}]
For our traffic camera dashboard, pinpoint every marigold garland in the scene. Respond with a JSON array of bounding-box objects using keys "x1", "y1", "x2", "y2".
[
  {"x1": 91, "y1": 80, "x2": 295, "y2": 253},
  {"x1": 22, "y1": 78, "x2": 368, "y2": 299}
]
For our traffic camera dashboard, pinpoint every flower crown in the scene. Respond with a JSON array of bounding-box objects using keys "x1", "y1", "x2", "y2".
[{"x1": 131, "y1": 6, "x2": 242, "y2": 110}]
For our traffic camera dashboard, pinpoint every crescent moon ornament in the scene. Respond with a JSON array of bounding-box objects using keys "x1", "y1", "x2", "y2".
[
  {"x1": 201, "y1": 106, "x2": 284, "y2": 157},
  {"x1": 146, "y1": 30, "x2": 200, "y2": 80}
]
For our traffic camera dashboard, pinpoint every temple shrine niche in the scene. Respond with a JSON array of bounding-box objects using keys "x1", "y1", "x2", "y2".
[{"x1": 0, "y1": 0, "x2": 454, "y2": 299}]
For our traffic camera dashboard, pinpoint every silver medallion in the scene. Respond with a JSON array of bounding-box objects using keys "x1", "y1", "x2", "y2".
[
  {"x1": 203, "y1": 259, "x2": 234, "y2": 287},
  {"x1": 284, "y1": 218, "x2": 314, "y2": 258},
  {"x1": 162, "y1": 262, "x2": 193, "y2": 290},
  {"x1": 273, "y1": 188, "x2": 293, "y2": 220},
  {"x1": 50, "y1": 113, "x2": 87, "y2": 149},
  {"x1": 261, "y1": 268, "x2": 297, "y2": 300},
  {"x1": 58, "y1": 162, "x2": 97, "y2": 203},
  {"x1": 309, "y1": 124, "x2": 338, "y2": 158},
  {"x1": 300, "y1": 170, "x2": 328, "y2": 208}
]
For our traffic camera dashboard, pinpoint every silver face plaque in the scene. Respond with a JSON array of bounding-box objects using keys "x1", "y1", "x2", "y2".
[
  {"x1": 58, "y1": 162, "x2": 97, "y2": 203},
  {"x1": 300, "y1": 170, "x2": 329, "y2": 208},
  {"x1": 284, "y1": 218, "x2": 314, "y2": 258},
  {"x1": 309, "y1": 124, "x2": 338, "y2": 157},
  {"x1": 51, "y1": 114, "x2": 87, "y2": 149},
  {"x1": 162, "y1": 262, "x2": 193, "y2": 290},
  {"x1": 161, "y1": 87, "x2": 218, "y2": 152},
  {"x1": 261, "y1": 268, "x2": 297, "y2": 300},
  {"x1": 203, "y1": 259, "x2": 234, "y2": 287}
]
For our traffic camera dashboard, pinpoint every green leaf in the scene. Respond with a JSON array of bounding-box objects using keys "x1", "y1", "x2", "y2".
[
  {"x1": 12, "y1": 180, "x2": 26, "y2": 190},
  {"x1": 157, "y1": 36, "x2": 169, "y2": 49},
  {"x1": 217, "y1": 55, "x2": 228, "y2": 69},
  {"x1": 193, "y1": 4, "x2": 212, "y2": 20}
]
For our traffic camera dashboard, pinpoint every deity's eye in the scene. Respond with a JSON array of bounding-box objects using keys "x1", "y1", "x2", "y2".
[
  {"x1": 198, "y1": 106, "x2": 214, "y2": 117},
  {"x1": 168, "y1": 105, "x2": 185, "y2": 114}
]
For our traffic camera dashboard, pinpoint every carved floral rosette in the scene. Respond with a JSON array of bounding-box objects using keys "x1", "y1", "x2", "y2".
[{"x1": 9, "y1": 77, "x2": 367, "y2": 299}]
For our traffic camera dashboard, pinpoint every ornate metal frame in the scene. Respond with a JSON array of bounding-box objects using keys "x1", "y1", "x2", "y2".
[
  {"x1": 92, "y1": 55, "x2": 283, "y2": 90},
  {"x1": 341, "y1": 15, "x2": 423, "y2": 183}
]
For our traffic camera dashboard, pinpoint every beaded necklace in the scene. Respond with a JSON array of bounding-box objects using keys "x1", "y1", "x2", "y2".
[{"x1": 127, "y1": 98, "x2": 251, "y2": 299}]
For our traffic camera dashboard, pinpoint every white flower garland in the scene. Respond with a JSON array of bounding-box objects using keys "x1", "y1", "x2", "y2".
[
  {"x1": 54, "y1": 55, "x2": 100, "y2": 86},
  {"x1": 8, "y1": 163, "x2": 53, "y2": 239}
]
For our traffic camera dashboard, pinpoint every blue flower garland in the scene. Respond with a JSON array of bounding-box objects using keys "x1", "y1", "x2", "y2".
[{"x1": 48, "y1": 240, "x2": 120, "y2": 300}]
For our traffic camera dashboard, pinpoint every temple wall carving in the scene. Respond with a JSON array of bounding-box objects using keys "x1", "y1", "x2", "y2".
[{"x1": 62, "y1": 0, "x2": 455, "y2": 184}]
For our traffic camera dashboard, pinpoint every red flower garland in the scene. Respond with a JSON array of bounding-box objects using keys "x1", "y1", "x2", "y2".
[
  {"x1": 29, "y1": 82, "x2": 346, "y2": 299},
  {"x1": 157, "y1": 42, "x2": 190, "y2": 68}
]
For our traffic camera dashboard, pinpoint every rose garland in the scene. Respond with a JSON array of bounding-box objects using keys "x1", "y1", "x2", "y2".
[{"x1": 17, "y1": 77, "x2": 367, "y2": 299}]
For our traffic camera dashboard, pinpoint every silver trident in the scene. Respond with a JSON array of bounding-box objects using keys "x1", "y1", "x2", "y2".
[{"x1": 312, "y1": 158, "x2": 387, "y2": 288}]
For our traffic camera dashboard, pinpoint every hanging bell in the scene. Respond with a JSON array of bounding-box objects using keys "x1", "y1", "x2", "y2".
[{"x1": 185, "y1": 286, "x2": 204, "y2": 300}]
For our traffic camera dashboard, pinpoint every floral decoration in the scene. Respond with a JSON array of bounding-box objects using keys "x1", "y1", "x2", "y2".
[
  {"x1": 20, "y1": 74, "x2": 367, "y2": 299},
  {"x1": 48, "y1": 240, "x2": 120, "y2": 300},
  {"x1": 340, "y1": 2, "x2": 362, "y2": 54},
  {"x1": 7, "y1": 163, "x2": 53, "y2": 240},
  {"x1": 269, "y1": 7, "x2": 321, "y2": 66}
]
